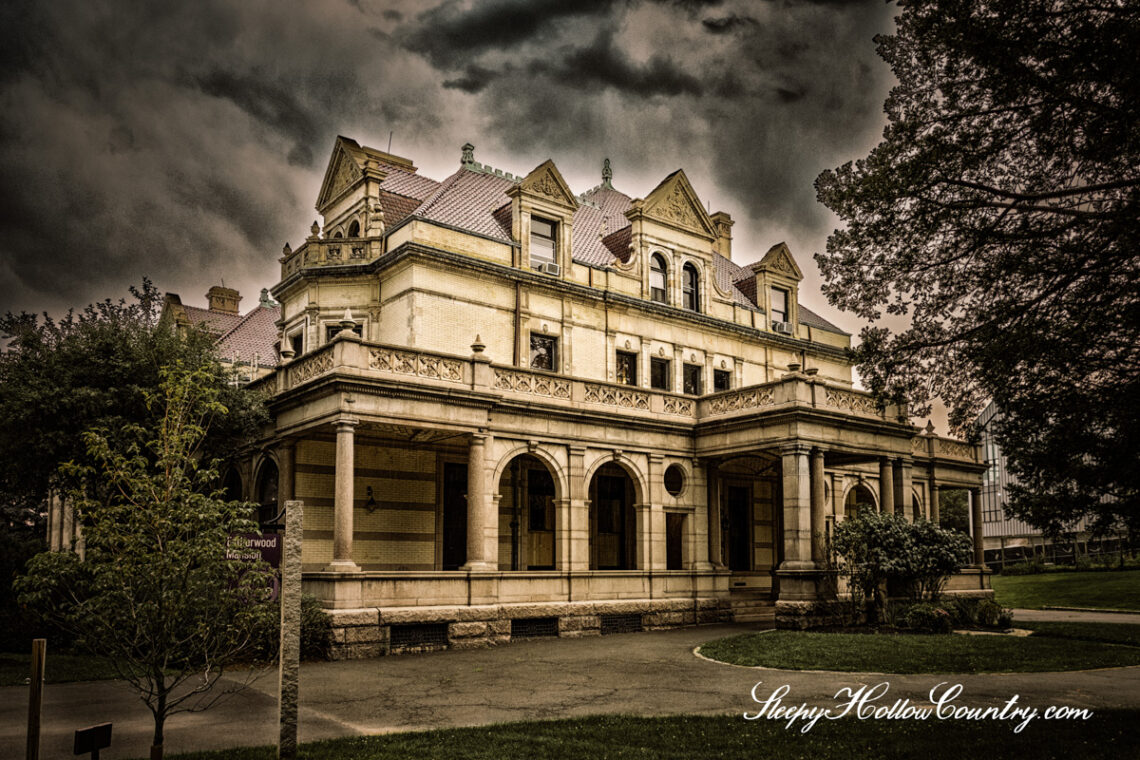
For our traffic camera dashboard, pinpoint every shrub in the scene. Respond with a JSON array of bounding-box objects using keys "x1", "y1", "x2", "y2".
[
  {"x1": 832, "y1": 512, "x2": 973, "y2": 624},
  {"x1": 250, "y1": 593, "x2": 332, "y2": 662},
  {"x1": 898, "y1": 602, "x2": 953, "y2": 634},
  {"x1": 974, "y1": 599, "x2": 1008, "y2": 629},
  {"x1": 1001, "y1": 560, "x2": 1045, "y2": 576}
]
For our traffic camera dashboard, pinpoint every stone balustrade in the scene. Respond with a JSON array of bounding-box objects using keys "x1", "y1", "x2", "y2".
[{"x1": 280, "y1": 237, "x2": 381, "y2": 279}]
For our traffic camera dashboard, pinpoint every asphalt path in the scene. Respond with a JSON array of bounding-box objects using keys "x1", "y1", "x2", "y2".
[{"x1": 3, "y1": 617, "x2": 1140, "y2": 758}]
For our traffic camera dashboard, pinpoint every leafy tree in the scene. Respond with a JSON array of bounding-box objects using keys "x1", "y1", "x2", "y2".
[
  {"x1": 937, "y1": 489, "x2": 970, "y2": 535},
  {"x1": 815, "y1": 1, "x2": 1139, "y2": 537},
  {"x1": 0, "y1": 280, "x2": 266, "y2": 525},
  {"x1": 16, "y1": 363, "x2": 274, "y2": 760}
]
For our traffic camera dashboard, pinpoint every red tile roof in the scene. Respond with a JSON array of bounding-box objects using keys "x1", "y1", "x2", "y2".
[
  {"x1": 216, "y1": 304, "x2": 282, "y2": 368},
  {"x1": 183, "y1": 304, "x2": 244, "y2": 336},
  {"x1": 412, "y1": 168, "x2": 516, "y2": 242}
]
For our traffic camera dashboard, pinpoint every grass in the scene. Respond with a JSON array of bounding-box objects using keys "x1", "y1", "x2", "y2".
[
  {"x1": 0, "y1": 650, "x2": 122, "y2": 686},
  {"x1": 1021, "y1": 621, "x2": 1140, "y2": 648},
  {"x1": 992, "y1": 570, "x2": 1140, "y2": 610},
  {"x1": 696, "y1": 630, "x2": 1140, "y2": 673},
  {"x1": 144, "y1": 713, "x2": 1140, "y2": 760}
]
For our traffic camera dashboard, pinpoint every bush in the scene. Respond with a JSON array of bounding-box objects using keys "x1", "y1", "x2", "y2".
[
  {"x1": 250, "y1": 593, "x2": 332, "y2": 662},
  {"x1": 1001, "y1": 560, "x2": 1045, "y2": 576},
  {"x1": 832, "y1": 512, "x2": 973, "y2": 624},
  {"x1": 898, "y1": 602, "x2": 953, "y2": 634},
  {"x1": 975, "y1": 599, "x2": 1008, "y2": 628}
]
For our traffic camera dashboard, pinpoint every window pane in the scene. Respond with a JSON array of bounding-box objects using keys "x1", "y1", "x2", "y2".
[
  {"x1": 683, "y1": 364, "x2": 702, "y2": 395},
  {"x1": 616, "y1": 352, "x2": 637, "y2": 385},
  {"x1": 530, "y1": 217, "x2": 556, "y2": 267},
  {"x1": 714, "y1": 369, "x2": 731, "y2": 392},
  {"x1": 683, "y1": 265, "x2": 699, "y2": 311},
  {"x1": 771, "y1": 287, "x2": 788, "y2": 322},
  {"x1": 530, "y1": 334, "x2": 556, "y2": 371},
  {"x1": 650, "y1": 358, "x2": 670, "y2": 390},
  {"x1": 650, "y1": 255, "x2": 666, "y2": 302}
]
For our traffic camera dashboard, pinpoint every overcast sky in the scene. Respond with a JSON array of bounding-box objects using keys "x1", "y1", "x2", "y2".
[{"x1": 0, "y1": 0, "x2": 896, "y2": 335}]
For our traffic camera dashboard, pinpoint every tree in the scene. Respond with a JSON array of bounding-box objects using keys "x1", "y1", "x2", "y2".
[
  {"x1": 16, "y1": 363, "x2": 274, "y2": 760},
  {"x1": 937, "y1": 489, "x2": 969, "y2": 536},
  {"x1": 0, "y1": 280, "x2": 266, "y2": 526},
  {"x1": 815, "y1": 1, "x2": 1139, "y2": 536}
]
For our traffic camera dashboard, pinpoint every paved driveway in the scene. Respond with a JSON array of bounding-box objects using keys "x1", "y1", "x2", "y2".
[{"x1": 4, "y1": 622, "x2": 1140, "y2": 758}]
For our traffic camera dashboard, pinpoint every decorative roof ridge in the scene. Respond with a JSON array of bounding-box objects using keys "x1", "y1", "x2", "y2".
[{"x1": 458, "y1": 142, "x2": 519, "y2": 182}]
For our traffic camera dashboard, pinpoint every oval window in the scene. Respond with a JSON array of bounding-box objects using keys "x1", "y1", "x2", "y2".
[{"x1": 664, "y1": 464, "x2": 685, "y2": 497}]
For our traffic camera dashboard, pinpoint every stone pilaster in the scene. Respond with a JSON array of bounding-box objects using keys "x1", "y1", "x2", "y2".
[
  {"x1": 810, "y1": 448, "x2": 826, "y2": 565},
  {"x1": 278, "y1": 500, "x2": 303, "y2": 759},
  {"x1": 706, "y1": 459, "x2": 723, "y2": 568},
  {"x1": 894, "y1": 457, "x2": 913, "y2": 521},
  {"x1": 277, "y1": 439, "x2": 296, "y2": 513},
  {"x1": 326, "y1": 419, "x2": 360, "y2": 572},
  {"x1": 930, "y1": 482, "x2": 941, "y2": 525},
  {"x1": 779, "y1": 445, "x2": 812, "y2": 570},
  {"x1": 970, "y1": 487, "x2": 985, "y2": 565},
  {"x1": 567, "y1": 446, "x2": 589, "y2": 571}
]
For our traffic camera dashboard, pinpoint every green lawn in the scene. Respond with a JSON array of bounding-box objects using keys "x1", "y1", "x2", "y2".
[
  {"x1": 0, "y1": 651, "x2": 121, "y2": 686},
  {"x1": 145, "y1": 713, "x2": 1139, "y2": 760},
  {"x1": 992, "y1": 570, "x2": 1140, "y2": 610},
  {"x1": 1021, "y1": 621, "x2": 1140, "y2": 648},
  {"x1": 697, "y1": 630, "x2": 1140, "y2": 673}
]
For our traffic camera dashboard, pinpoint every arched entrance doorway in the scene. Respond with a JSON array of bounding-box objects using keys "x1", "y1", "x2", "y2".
[
  {"x1": 497, "y1": 454, "x2": 557, "y2": 570},
  {"x1": 589, "y1": 462, "x2": 636, "y2": 570},
  {"x1": 845, "y1": 483, "x2": 876, "y2": 520},
  {"x1": 222, "y1": 468, "x2": 244, "y2": 502},
  {"x1": 255, "y1": 460, "x2": 281, "y2": 531}
]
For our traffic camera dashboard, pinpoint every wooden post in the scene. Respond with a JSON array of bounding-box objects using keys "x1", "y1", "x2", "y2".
[
  {"x1": 278, "y1": 500, "x2": 303, "y2": 759},
  {"x1": 26, "y1": 638, "x2": 45, "y2": 760}
]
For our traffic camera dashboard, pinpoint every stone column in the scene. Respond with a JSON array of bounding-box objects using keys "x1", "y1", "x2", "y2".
[
  {"x1": 326, "y1": 420, "x2": 360, "y2": 572},
  {"x1": 930, "y1": 482, "x2": 941, "y2": 526},
  {"x1": 831, "y1": 473, "x2": 844, "y2": 522},
  {"x1": 567, "y1": 446, "x2": 589, "y2": 571},
  {"x1": 706, "y1": 459, "x2": 723, "y2": 567},
  {"x1": 878, "y1": 457, "x2": 894, "y2": 516},
  {"x1": 461, "y1": 433, "x2": 495, "y2": 571},
  {"x1": 278, "y1": 439, "x2": 296, "y2": 515},
  {"x1": 48, "y1": 490, "x2": 62, "y2": 552},
  {"x1": 61, "y1": 496, "x2": 75, "y2": 553},
  {"x1": 894, "y1": 458, "x2": 913, "y2": 521},
  {"x1": 970, "y1": 487, "x2": 985, "y2": 565},
  {"x1": 779, "y1": 445, "x2": 812, "y2": 570},
  {"x1": 810, "y1": 448, "x2": 826, "y2": 566},
  {"x1": 634, "y1": 504, "x2": 653, "y2": 570},
  {"x1": 690, "y1": 460, "x2": 712, "y2": 570},
  {"x1": 643, "y1": 454, "x2": 666, "y2": 570}
]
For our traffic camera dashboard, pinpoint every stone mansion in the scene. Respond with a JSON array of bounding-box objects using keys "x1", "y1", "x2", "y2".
[{"x1": 168, "y1": 137, "x2": 989, "y2": 655}]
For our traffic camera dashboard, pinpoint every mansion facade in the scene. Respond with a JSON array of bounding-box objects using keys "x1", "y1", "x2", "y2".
[{"x1": 182, "y1": 138, "x2": 989, "y2": 655}]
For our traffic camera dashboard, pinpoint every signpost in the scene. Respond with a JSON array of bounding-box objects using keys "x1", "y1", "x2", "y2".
[
  {"x1": 278, "y1": 500, "x2": 303, "y2": 759},
  {"x1": 73, "y1": 722, "x2": 112, "y2": 759},
  {"x1": 25, "y1": 638, "x2": 45, "y2": 760}
]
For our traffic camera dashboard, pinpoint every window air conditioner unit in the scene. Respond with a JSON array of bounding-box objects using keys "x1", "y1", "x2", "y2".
[
  {"x1": 772, "y1": 321, "x2": 794, "y2": 335},
  {"x1": 539, "y1": 262, "x2": 561, "y2": 276}
]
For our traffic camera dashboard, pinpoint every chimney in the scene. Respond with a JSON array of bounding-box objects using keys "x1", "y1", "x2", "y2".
[
  {"x1": 711, "y1": 211, "x2": 734, "y2": 261},
  {"x1": 206, "y1": 285, "x2": 241, "y2": 315}
]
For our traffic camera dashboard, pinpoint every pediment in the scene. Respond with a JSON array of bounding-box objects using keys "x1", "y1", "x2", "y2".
[
  {"x1": 316, "y1": 137, "x2": 364, "y2": 211},
  {"x1": 756, "y1": 242, "x2": 803, "y2": 281},
  {"x1": 641, "y1": 170, "x2": 716, "y2": 238},
  {"x1": 518, "y1": 160, "x2": 579, "y2": 210}
]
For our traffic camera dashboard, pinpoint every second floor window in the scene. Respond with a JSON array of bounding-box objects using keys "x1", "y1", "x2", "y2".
[
  {"x1": 771, "y1": 287, "x2": 789, "y2": 323},
  {"x1": 683, "y1": 363, "x2": 702, "y2": 396},
  {"x1": 682, "y1": 263, "x2": 700, "y2": 311},
  {"x1": 530, "y1": 333, "x2": 557, "y2": 371},
  {"x1": 325, "y1": 323, "x2": 362, "y2": 342},
  {"x1": 714, "y1": 369, "x2": 731, "y2": 392},
  {"x1": 530, "y1": 217, "x2": 556, "y2": 269},
  {"x1": 650, "y1": 357, "x2": 670, "y2": 390},
  {"x1": 616, "y1": 351, "x2": 638, "y2": 386},
  {"x1": 650, "y1": 253, "x2": 667, "y2": 303}
]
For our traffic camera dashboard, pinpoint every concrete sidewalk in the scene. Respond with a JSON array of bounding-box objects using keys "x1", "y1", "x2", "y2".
[{"x1": 4, "y1": 623, "x2": 1140, "y2": 758}]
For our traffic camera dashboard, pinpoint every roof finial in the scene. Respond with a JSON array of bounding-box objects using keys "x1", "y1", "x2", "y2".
[
  {"x1": 602, "y1": 157, "x2": 613, "y2": 189},
  {"x1": 461, "y1": 142, "x2": 475, "y2": 167}
]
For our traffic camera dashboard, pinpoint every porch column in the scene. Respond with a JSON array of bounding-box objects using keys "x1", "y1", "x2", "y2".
[
  {"x1": 691, "y1": 460, "x2": 712, "y2": 570},
  {"x1": 61, "y1": 495, "x2": 75, "y2": 552},
  {"x1": 970, "y1": 486, "x2": 985, "y2": 565},
  {"x1": 567, "y1": 446, "x2": 589, "y2": 571},
  {"x1": 641, "y1": 454, "x2": 666, "y2": 570},
  {"x1": 831, "y1": 473, "x2": 844, "y2": 522},
  {"x1": 894, "y1": 457, "x2": 913, "y2": 521},
  {"x1": 878, "y1": 457, "x2": 894, "y2": 515},
  {"x1": 278, "y1": 439, "x2": 296, "y2": 513},
  {"x1": 930, "y1": 482, "x2": 941, "y2": 525},
  {"x1": 327, "y1": 419, "x2": 360, "y2": 572},
  {"x1": 706, "y1": 459, "x2": 724, "y2": 568},
  {"x1": 810, "y1": 448, "x2": 826, "y2": 565},
  {"x1": 48, "y1": 490, "x2": 62, "y2": 551},
  {"x1": 461, "y1": 433, "x2": 495, "y2": 571},
  {"x1": 779, "y1": 445, "x2": 812, "y2": 570}
]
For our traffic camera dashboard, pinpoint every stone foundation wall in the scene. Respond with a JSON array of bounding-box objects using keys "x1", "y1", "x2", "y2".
[
  {"x1": 774, "y1": 600, "x2": 855, "y2": 630},
  {"x1": 326, "y1": 597, "x2": 731, "y2": 659}
]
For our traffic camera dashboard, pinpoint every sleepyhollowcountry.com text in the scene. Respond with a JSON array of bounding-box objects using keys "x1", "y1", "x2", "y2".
[{"x1": 744, "y1": 682, "x2": 1093, "y2": 733}]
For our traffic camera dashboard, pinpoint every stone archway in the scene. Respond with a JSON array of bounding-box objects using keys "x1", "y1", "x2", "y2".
[
  {"x1": 497, "y1": 453, "x2": 557, "y2": 570},
  {"x1": 589, "y1": 462, "x2": 637, "y2": 570},
  {"x1": 845, "y1": 483, "x2": 877, "y2": 520}
]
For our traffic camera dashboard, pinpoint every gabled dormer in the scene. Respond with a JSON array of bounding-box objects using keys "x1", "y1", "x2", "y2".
[
  {"x1": 748, "y1": 242, "x2": 804, "y2": 336},
  {"x1": 315, "y1": 136, "x2": 416, "y2": 237},
  {"x1": 506, "y1": 159, "x2": 579, "y2": 277}
]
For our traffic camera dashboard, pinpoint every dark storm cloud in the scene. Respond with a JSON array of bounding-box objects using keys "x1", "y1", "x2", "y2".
[{"x1": 1, "y1": 0, "x2": 894, "y2": 336}]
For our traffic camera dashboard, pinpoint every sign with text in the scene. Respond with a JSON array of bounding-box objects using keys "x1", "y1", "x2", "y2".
[{"x1": 227, "y1": 533, "x2": 282, "y2": 601}]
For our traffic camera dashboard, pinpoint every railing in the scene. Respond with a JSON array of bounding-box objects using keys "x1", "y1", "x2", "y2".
[{"x1": 280, "y1": 237, "x2": 381, "y2": 279}]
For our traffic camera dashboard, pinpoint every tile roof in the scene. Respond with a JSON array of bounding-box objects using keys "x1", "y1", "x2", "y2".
[
  {"x1": 379, "y1": 190, "x2": 423, "y2": 229},
  {"x1": 183, "y1": 304, "x2": 244, "y2": 336},
  {"x1": 573, "y1": 185, "x2": 634, "y2": 266},
  {"x1": 216, "y1": 304, "x2": 282, "y2": 368},
  {"x1": 378, "y1": 169, "x2": 440, "y2": 201},
  {"x1": 412, "y1": 168, "x2": 516, "y2": 242},
  {"x1": 797, "y1": 304, "x2": 848, "y2": 335}
]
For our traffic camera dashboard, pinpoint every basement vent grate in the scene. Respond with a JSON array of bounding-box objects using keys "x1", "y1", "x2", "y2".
[
  {"x1": 511, "y1": 617, "x2": 559, "y2": 639},
  {"x1": 600, "y1": 613, "x2": 643, "y2": 635},
  {"x1": 389, "y1": 622, "x2": 449, "y2": 649}
]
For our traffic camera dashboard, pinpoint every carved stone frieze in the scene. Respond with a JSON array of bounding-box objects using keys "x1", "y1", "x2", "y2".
[
  {"x1": 584, "y1": 383, "x2": 650, "y2": 410},
  {"x1": 662, "y1": 396, "x2": 694, "y2": 416},
  {"x1": 937, "y1": 438, "x2": 975, "y2": 460},
  {"x1": 493, "y1": 368, "x2": 571, "y2": 399},
  {"x1": 287, "y1": 350, "x2": 333, "y2": 388},
  {"x1": 369, "y1": 348, "x2": 464, "y2": 382},
  {"x1": 823, "y1": 387, "x2": 879, "y2": 416},
  {"x1": 706, "y1": 387, "x2": 775, "y2": 415}
]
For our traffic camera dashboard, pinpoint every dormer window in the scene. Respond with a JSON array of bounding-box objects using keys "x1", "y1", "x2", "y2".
[
  {"x1": 771, "y1": 287, "x2": 789, "y2": 323},
  {"x1": 348, "y1": 219, "x2": 361, "y2": 237},
  {"x1": 650, "y1": 253, "x2": 668, "y2": 303},
  {"x1": 682, "y1": 263, "x2": 700, "y2": 312},
  {"x1": 530, "y1": 217, "x2": 556, "y2": 269}
]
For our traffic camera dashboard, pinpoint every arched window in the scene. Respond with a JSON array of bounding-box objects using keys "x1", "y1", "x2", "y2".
[
  {"x1": 682, "y1": 263, "x2": 699, "y2": 312},
  {"x1": 649, "y1": 253, "x2": 668, "y2": 303},
  {"x1": 332, "y1": 230, "x2": 343, "y2": 239},
  {"x1": 347, "y1": 219, "x2": 361, "y2": 237}
]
